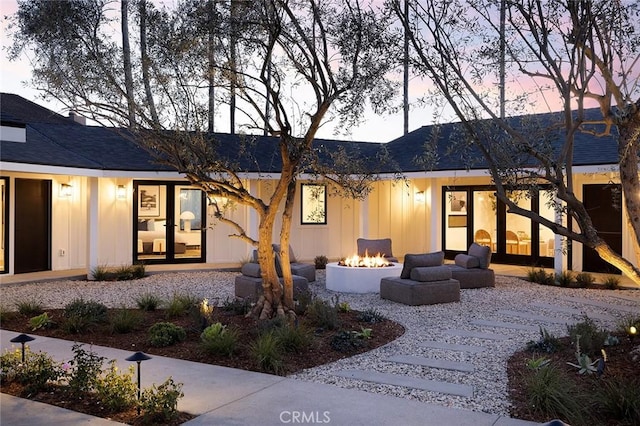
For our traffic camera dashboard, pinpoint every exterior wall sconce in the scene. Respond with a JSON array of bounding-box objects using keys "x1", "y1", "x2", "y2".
[
  {"x1": 414, "y1": 190, "x2": 426, "y2": 203},
  {"x1": 180, "y1": 210, "x2": 196, "y2": 232},
  {"x1": 60, "y1": 183, "x2": 73, "y2": 198},
  {"x1": 116, "y1": 185, "x2": 127, "y2": 200}
]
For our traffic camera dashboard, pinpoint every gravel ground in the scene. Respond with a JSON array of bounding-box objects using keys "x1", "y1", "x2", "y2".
[{"x1": 1, "y1": 270, "x2": 638, "y2": 416}]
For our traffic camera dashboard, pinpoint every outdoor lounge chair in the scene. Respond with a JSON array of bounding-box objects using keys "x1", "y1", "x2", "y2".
[
  {"x1": 447, "y1": 243, "x2": 495, "y2": 288},
  {"x1": 357, "y1": 238, "x2": 399, "y2": 262}
]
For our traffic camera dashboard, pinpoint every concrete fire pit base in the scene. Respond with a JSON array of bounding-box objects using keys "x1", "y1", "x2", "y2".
[{"x1": 325, "y1": 262, "x2": 403, "y2": 293}]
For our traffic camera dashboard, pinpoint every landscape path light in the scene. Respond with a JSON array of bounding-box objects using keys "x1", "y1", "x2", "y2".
[
  {"x1": 10, "y1": 333, "x2": 35, "y2": 363},
  {"x1": 126, "y1": 351, "x2": 152, "y2": 414}
]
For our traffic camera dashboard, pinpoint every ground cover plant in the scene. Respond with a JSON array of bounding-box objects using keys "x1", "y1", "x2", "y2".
[
  {"x1": 508, "y1": 316, "x2": 640, "y2": 425},
  {"x1": 1, "y1": 294, "x2": 404, "y2": 424}
]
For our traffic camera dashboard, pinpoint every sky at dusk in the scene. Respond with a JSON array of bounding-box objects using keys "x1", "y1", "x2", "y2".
[{"x1": 0, "y1": 0, "x2": 569, "y2": 143}]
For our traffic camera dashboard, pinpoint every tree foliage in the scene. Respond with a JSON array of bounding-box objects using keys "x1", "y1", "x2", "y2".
[
  {"x1": 392, "y1": 0, "x2": 640, "y2": 285},
  {"x1": 8, "y1": 0, "x2": 400, "y2": 315}
]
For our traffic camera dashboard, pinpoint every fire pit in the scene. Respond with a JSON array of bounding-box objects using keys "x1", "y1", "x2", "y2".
[{"x1": 326, "y1": 254, "x2": 402, "y2": 293}]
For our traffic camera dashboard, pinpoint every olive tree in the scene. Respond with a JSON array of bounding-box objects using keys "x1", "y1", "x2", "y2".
[
  {"x1": 8, "y1": 0, "x2": 400, "y2": 316},
  {"x1": 391, "y1": 0, "x2": 640, "y2": 285}
]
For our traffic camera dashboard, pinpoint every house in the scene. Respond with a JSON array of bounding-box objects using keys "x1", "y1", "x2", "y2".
[{"x1": 0, "y1": 93, "x2": 633, "y2": 279}]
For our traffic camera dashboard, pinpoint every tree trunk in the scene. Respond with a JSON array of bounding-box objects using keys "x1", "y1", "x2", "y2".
[
  {"x1": 121, "y1": 0, "x2": 135, "y2": 128},
  {"x1": 618, "y1": 117, "x2": 640, "y2": 268},
  {"x1": 139, "y1": 0, "x2": 159, "y2": 124},
  {"x1": 594, "y1": 239, "x2": 640, "y2": 286},
  {"x1": 278, "y1": 179, "x2": 298, "y2": 309}
]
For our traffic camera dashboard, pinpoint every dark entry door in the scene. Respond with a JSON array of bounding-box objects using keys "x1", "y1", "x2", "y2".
[
  {"x1": 582, "y1": 184, "x2": 622, "y2": 274},
  {"x1": 15, "y1": 179, "x2": 51, "y2": 273}
]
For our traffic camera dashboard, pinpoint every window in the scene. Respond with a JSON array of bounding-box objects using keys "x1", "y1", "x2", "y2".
[{"x1": 301, "y1": 184, "x2": 327, "y2": 224}]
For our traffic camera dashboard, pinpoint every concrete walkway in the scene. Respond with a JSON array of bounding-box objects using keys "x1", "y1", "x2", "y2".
[{"x1": 0, "y1": 330, "x2": 537, "y2": 426}]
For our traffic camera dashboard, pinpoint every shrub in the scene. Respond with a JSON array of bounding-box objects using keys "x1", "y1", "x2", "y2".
[
  {"x1": 305, "y1": 298, "x2": 339, "y2": 330},
  {"x1": 526, "y1": 268, "x2": 554, "y2": 285},
  {"x1": 567, "y1": 315, "x2": 607, "y2": 357},
  {"x1": 330, "y1": 330, "x2": 365, "y2": 352},
  {"x1": 221, "y1": 297, "x2": 251, "y2": 315},
  {"x1": 273, "y1": 323, "x2": 312, "y2": 353},
  {"x1": 524, "y1": 364, "x2": 588, "y2": 425},
  {"x1": 314, "y1": 255, "x2": 328, "y2": 269},
  {"x1": 136, "y1": 293, "x2": 163, "y2": 311},
  {"x1": 63, "y1": 298, "x2": 108, "y2": 323},
  {"x1": 92, "y1": 264, "x2": 146, "y2": 281},
  {"x1": 250, "y1": 332, "x2": 284, "y2": 374},
  {"x1": 29, "y1": 312, "x2": 55, "y2": 331},
  {"x1": 62, "y1": 298, "x2": 108, "y2": 333},
  {"x1": 602, "y1": 276, "x2": 620, "y2": 290},
  {"x1": 95, "y1": 360, "x2": 138, "y2": 413},
  {"x1": 165, "y1": 293, "x2": 198, "y2": 318},
  {"x1": 110, "y1": 309, "x2": 142, "y2": 334},
  {"x1": 200, "y1": 323, "x2": 239, "y2": 357},
  {"x1": 148, "y1": 322, "x2": 186, "y2": 347},
  {"x1": 357, "y1": 308, "x2": 386, "y2": 323},
  {"x1": 555, "y1": 271, "x2": 574, "y2": 287},
  {"x1": 526, "y1": 326, "x2": 560, "y2": 354},
  {"x1": 293, "y1": 290, "x2": 313, "y2": 316},
  {"x1": 575, "y1": 272, "x2": 595, "y2": 288},
  {"x1": 597, "y1": 376, "x2": 640, "y2": 424},
  {"x1": 139, "y1": 377, "x2": 184, "y2": 424},
  {"x1": 15, "y1": 300, "x2": 44, "y2": 316},
  {"x1": 67, "y1": 343, "x2": 106, "y2": 396},
  {"x1": 0, "y1": 346, "x2": 63, "y2": 394}
]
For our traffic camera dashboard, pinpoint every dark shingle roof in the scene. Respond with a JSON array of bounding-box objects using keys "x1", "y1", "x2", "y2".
[{"x1": 1, "y1": 93, "x2": 619, "y2": 173}]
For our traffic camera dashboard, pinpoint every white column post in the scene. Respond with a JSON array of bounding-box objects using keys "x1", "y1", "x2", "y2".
[{"x1": 86, "y1": 177, "x2": 100, "y2": 280}]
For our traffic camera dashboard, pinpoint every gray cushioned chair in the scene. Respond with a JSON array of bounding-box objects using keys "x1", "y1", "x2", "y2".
[
  {"x1": 448, "y1": 243, "x2": 495, "y2": 288},
  {"x1": 357, "y1": 238, "x2": 399, "y2": 263}
]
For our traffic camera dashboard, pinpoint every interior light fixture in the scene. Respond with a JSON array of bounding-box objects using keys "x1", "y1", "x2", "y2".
[
  {"x1": 180, "y1": 210, "x2": 196, "y2": 232},
  {"x1": 60, "y1": 183, "x2": 73, "y2": 198},
  {"x1": 414, "y1": 190, "x2": 425, "y2": 204},
  {"x1": 116, "y1": 185, "x2": 127, "y2": 200}
]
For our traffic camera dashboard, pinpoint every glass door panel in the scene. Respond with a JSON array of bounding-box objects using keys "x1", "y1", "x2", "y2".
[
  {"x1": 505, "y1": 191, "x2": 532, "y2": 255},
  {"x1": 136, "y1": 184, "x2": 167, "y2": 261},
  {"x1": 0, "y1": 177, "x2": 7, "y2": 273},
  {"x1": 538, "y1": 191, "x2": 556, "y2": 257},
  {"x1": 473, "y1": 191, "x2": 496, "y2": 253},
  {"x1": 176, "y1": 186, "x2": 203, "y2": 259},
  {"x1": 444, "y1": 190, "x2": 468, "y2": 251}
]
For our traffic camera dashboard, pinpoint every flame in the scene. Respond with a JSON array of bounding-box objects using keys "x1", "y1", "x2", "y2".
[{"x1": 340, "y1": 251, "x2": 391, "y2": 267}]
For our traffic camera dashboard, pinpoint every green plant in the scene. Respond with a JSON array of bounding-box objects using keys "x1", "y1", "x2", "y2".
[
  {"x1": 305, "y1": 298, "x2": 339, "y2": 330},
  {"x1": 314, "y1": 255, "x2": 328, "y2": 269},
  {"x1": 250, "y1": 332, "x2": 284, "y2": 374},
  {"x1": 616, "y1": 315, "x2": 640, "y2": 336},
  {"x1": 136, "y1": 293, "x2": 163, "y2": 311},
  {"x1": 293, "y1": 290, "x2": 313, "y2": 315},
  {"x1": 567, "y1": 315, "x2": 607, "y2": 356},
  {"x1": 15, "y1": 300, "x2": 44, "y2": 316},
  {"x1": 67, "y1": 343, "x2": 106, "y2": 396},
  {"x1": 357, "y1": 308, "x2": 386, "y2": 323},
  {"x1": 63, "y1": 298, "x2": 108, "y2": 323},
  {"x1": 91, "y1": 264, "x2": 111, "y2": 281},
  {"x1": 526, "y1": 267, "x2": 555, "y2": 285},
  {"x1": 62, "y1": 298, "x2": 109, "y2": 333},
  {"x1": 148, "y1": 322, "x2": 187, "y2": 347},
  {"x1": 131, "y1": 263, "x2": 146, "y2": 279},
  {"x1": 525, "y1": 356, "x2": 550, "y2": 370},
  {"x1": 110, "y1": 308, "x2": 142, "y2": 334},
  {"x1": 574, "y1": 272, "x2": 595, "y2": 288},
  {"x1": 330, "y1": 330, "x2": 365, "y2": 352},
  {"x1": 524, "y1": 364, "x2": 588, "y2": 425},
  {"x1": 555, "y1": 271, "x2": 574, "y2": 287},
  {"x1": 597, "y1": 376, "x2": 640, "y2": 424},
  {"x1": 603, "y1": 334, "x2": 620, "y2": 346},
  {"x1": 165, "y1": 293, "x2": 198, "y2": 318},
  {"x1": 221, "y1": 297, "x2": 251, "y2": 315},
  {"x1": 352, "y1": 327, "x2": 373, "y2": 339},
  {"x1": 94, "y1": 360, "x2": 137, "y2": 413},
  {"x1": 526, "y1": 326, "x2": 560, "y2": 354},
  {"x1": 139, "y1": 377, "x2": 184, "y2": 424},
  {"x1": 0, "y1": 346, "x2": 63, "y2": 395},
  {"x1": 190, "y1": 297, "x2": 217, "y2": 331},
  {"x1": 200, "y1": 323, "x2": 239, "y2": 357},
  {"x1": 29, "y1": 312, "x2": 55, "y2": 331},
  {"x1": 273, "y1": 323, "x2": 312, "y2": 353},
  {"x1": 602, "y1": 276, "x2": 620, "y2": 290}
]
